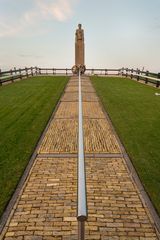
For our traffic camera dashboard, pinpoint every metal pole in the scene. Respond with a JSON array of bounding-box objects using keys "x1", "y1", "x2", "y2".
[
  {"x1": 78, "y1": 221, "x2": 85, "y2": 240},
  {"x1": 77, "y1": 70, "x2": 87, "y2": 240}
]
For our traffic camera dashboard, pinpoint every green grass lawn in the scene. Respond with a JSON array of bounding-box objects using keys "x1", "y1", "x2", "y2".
[
  {"x1": 0, "y1": 76, "x2": 68, "y2": 216},
  {"x1": 91, "y1": 76, "x2": 160, "y2": 215}
]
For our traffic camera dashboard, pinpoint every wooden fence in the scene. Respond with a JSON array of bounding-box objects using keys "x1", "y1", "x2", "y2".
[
  {"x1": 0, "y1": 67, "x2": 160, "y2": 87},
  {"x1": 121, "y1": 68, "x2": 160, "y2": 88},
  {"x1": 0, "y1": 67, "x2": 120, "y2": 85},
  {"x1": 0, "y1": 67, "x2": 36, "y2": 85}
]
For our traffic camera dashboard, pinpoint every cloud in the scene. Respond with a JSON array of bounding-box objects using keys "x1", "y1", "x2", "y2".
[
  {"x1": 36, "y1": 0, "x2": 77, "y2": 22},
  {"x1": 0, "y1": 0, "x2": 78, "y2": 37}
]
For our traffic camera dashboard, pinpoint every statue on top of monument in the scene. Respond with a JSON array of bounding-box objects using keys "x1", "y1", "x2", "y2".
[{"x1": 76, "y1": 24, "x2": 84, "y2": 41}]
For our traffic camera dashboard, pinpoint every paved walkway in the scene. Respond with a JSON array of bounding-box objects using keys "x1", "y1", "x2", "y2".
[{"x1": 1, "y1": 76, "x2": 159, "y2": 239}]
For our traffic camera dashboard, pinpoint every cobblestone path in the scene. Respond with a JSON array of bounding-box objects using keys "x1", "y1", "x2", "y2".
[{"x1": 1, "y1": 76, "x2": 159, "y2": 239}]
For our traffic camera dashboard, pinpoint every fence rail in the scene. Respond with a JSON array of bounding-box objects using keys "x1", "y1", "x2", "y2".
[
  {"x1": 121, "y1": 68, "x2": 160, "y2": 88},
  {"x1": 0, "y1": 67, "x2": 36, "y2": 85},
  {"x1": 0, "y1": 67, "x2": 160, "y2": 87}
]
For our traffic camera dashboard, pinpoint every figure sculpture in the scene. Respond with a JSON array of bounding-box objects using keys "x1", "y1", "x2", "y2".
[{"x1": 76, "y1": 24, "x2": 84, "y2": 41}]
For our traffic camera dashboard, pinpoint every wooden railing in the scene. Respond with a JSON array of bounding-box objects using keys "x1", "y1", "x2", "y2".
[
  {"x1": 0, "y1": 67, "x2": 74, "y2": 85},
  {"x1": 0, "y1": 67, "x2": 121, "y2": 86},
  {"x1": 85, "y1": 68, "x2": 121, "y2": 75},
  {"x1": 121, "y1": 68, "x2": 160, "y2": 88},
  {"x1": 0, "y1": 67, "x2": 36, "y2": 85},
  {"x1": 0, "y1": 67, "x2": 160, "y2": 87},
  {"x1": 33, "y1": 68, "x2": 122, "y2": 76},
  {"x1": 37, "y1": 68, "x2": 73, "y2": 75}
]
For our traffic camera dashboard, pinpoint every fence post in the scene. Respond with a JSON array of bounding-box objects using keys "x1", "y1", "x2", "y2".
[
  {"x1": 126, "y1": 68, "x2": 128, "y2": 77},
  {"x1": 156, "y1": 73, "x2": 160, "y2": 88},
  {"x1": 137, "y1": 69, "x2": 140, "y2": 81},
  {"x1": 19, "y1": 68, "x2": 22, "y2": 79},
  {"x1": 14, "y1": 67, "x2": 16, "y2": 76},
  {"x1": 131, "y1": 69, "x2": 133, "y2": 79},
  {"x1": 121, "y1": 68, "x2": 124, "y2": 76},
  {"x1": 53, "y1": 68, "x2": 55, "y2": 75},
  {"x1": 145, "y1": 71, "x2": 149, "y2": 84},
  {"x1": 136, "y1": 68, "x2": 138, "y2": 80},
  {"x1": 35, "y1": 67, "x2": 37, "y2": 75},
  {"x1": 10, "y1": 69, "x2": 14, "y2": 82},
  {"x1": 91, "y1": 69, "x2": 94, "y2": 75},
  {"x1": 31, "y1": 67, "x2": 33, "y2": 76},
  {"x1": 25, "y1": 67, "x2": 29, "y2": 78},
  {"x1": 128, "y1": 69, "x2": 130, "y2": 77},
  {"x1": 0, "y1": 69, "x2": 2, "y2": 86}
]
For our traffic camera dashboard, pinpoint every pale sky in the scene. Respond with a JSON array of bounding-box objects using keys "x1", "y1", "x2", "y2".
[{"x1": 0, "y1": 0, "x2": 160, "y2": 72}]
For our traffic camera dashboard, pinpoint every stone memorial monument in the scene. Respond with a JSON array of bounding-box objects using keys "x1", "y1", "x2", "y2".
[{"x1": 72, "y1": 24, "x2": 86, "y2": 74}]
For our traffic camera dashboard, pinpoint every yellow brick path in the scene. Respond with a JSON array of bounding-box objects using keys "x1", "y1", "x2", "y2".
[{"x1": 1, "y1": 76, "x2": 159, "y2": 239}]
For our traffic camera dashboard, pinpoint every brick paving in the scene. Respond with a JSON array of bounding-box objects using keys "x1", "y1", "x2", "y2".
[
  {"x1": 1, "y1": 76, "x2": 159, "y2": 239},
  {"x1": 86, "y1": 158, "x2": 158, "y2": 239}
]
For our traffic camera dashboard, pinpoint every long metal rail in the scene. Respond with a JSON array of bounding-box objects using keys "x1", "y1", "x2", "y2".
[{"x1": 77, "y1": 70, "x2": 88, "y2": 240}]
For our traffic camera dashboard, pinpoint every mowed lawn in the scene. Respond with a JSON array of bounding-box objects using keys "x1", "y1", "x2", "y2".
[
  {"x1": 91, "y1": 76, "x2": 160, "y2": 215},
  {"x1": 0, "y1": 76, "x2": 68, "y2": 216}
]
